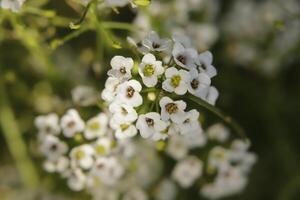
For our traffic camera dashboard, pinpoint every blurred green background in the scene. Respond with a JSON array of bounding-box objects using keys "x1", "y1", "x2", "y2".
[{"x1": 0, "y1": 0, "x2": 300, "y2": 199}]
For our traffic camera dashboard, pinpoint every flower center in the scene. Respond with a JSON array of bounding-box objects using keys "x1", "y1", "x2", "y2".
[
  {"x1": 152, "y1": 43, "x2": 160, "y2": 49},
  {"x1": 126, "y1": 86, "x2": 135, "y2": 98},
  {"x1": 95, "y1": 145, "x2": 106, "y2": 155},
  {"x1": 88, "y1": 121, "x2": 100, "y2": 131},
  {"x1": 143, "y1": 64, "x2": 155, "y2": 77},
  {"x1": 120, "y1": 123, "x2": 130, "y2": 131},
  {"x1": 145, "y1": 117, "x2": 154, "y2": 127},
  {"x1": 184, "y1": 118, "x2": 190, "y2": 124},
  {"x1": 165, "y1": 103, "x2": 178, "y2": 114},
  {"x1": 67, "y1": 121, "x2": 75, "y2": 128},
  {"x1": 119, "y1": 67, "x2": 126, "y2": 74},
  {"x1": 191, "y1": 79, "x2": 199, "y2": 89},
  {"x1": 50, "y1": 144, "x2": 57, "y2": 151},
  {"x1": 75, "y1": 150, "x2": 85, "y2": 160},
  {"x1": 177, "y1": 55, "x2": 186, "y2": 65},
  {"x1": 171, "y1": 75, "x2": 181, "y2": 87}
]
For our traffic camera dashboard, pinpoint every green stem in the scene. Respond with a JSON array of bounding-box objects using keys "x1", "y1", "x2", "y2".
[
  {"x1": 0, "y1": 82, "x2": 39, "y2": 188},
  {"x1": 172, "y1": 93, "x2": 247, "y2": 140}
]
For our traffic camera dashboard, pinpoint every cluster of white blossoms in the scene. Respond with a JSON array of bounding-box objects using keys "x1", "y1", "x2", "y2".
[
  {"x1": 35, "y1": 31, "x2": 256, "y2": 199},
  {"x1": 0, "y1": 0, "x2": 26, "y2": 12}
]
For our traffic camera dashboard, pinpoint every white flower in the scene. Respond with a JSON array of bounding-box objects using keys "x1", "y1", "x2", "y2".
[
  {"x1": 67, "y1": 169, "x2": 87, "y2": 191},
  {"x1": 196, "y1": 51, "x2": 217, "y2": 78},
  {"x1": 159, "y1": 97, "x2": 186, "y2": 124},
  {"x1": 123, "y1": 187, "x2": 148, "y2": 200},
  {"x1": 151, "y1": 120, "x2": 171, "y2": 141},
  {"x1": 115, "y1": 80, "x2": 143, "y2": 107},
  {"x1": 93, "y1": 137, "x2": 113, "y2": 156},
  {"x1": 208, "y1": 146, "x2": 230, "y2": 173},
  {"x1": 172, "y1": 156, "x2": 203, "y2": 188},
  {"x1": 39, "y1": 135, "x2": 68, "y2": 161},
  {"x1": 84, "y1": 113, "x2": 108, "y2": 140},
  {"x1": 187, "y1": 69, "x2": 211, "y2": 98},
  {"x1": 166, "y1": 135, "x2": 188, "y2": 160},
  {"x1": 136, "y1": 112, "x2": 168, "y2": 140},
  {"x1": 111, "y1": 120, "x2": 137, "y2": 139},
  {"x1": 154, "y1": 179, "x2": 177, "y2": 200},
  {"x1": 162, "y1": 67, "x2": 189, "y2": 95},
  {"x1": 0, "y1": 0, "x2": 25, "y2": 12},
  {"x1": 207, "y1": 123, "x2": 230, "y2": 143},
  {"x1": 172, "y1": 34, "x2": 192, "y2": 48},
  {"x1": 183, "y1": 128, "x2": 207, "y2": 149},
  {"x1": 43, "y1": 156, "x2": 69, "y2": 174},
  {"x1": 60, "y1": 109, "x2": 85, "y2": 138},
  {"x1": 91, "y1": 156, "x2": 124, "y2": 186},
  {"x1": 178, "y1": 109, "x2": 200, "y2": 135},
  {"x1": 205, "y1": 86, "x2": 219, "y2": 105},
  {"x1": 70, "y1": 144, "x2": 95, "y2": 170},
  {"x1": 138, "y1": 53, "x2": 164, "y2": 87},
  {"x1": 35, "y1": 113, "x2": 60, "y2": 136},
  {"x1": 101, "y1": 77, "x2": 120, "y2": 103},
  {"x1": 107, "y1": 56, "x2": 134, "y2": 82},
  {"x1": 172, "y1": 42, "x2": 198, "y2": 69},
  {"x1": 71, "y1": 85, "x2": 97, "y2": 107},
  {"x1": 142, "y1": 31, "x2": 171, "y2": 52},
  {"x1": 109, "y1": 102, "x2": 138, "y2": 123}
]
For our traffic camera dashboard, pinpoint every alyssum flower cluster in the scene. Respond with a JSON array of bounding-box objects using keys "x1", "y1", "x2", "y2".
[{"x1": 35, "y1": 31, "x2": 256, "y2": 199}]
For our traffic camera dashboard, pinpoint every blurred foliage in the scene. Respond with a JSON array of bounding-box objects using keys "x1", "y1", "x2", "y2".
[{"x1": 0, "y1": 0, "x2": 300, "y2": 199}]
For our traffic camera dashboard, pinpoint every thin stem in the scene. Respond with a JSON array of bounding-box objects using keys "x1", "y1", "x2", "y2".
[
  {"x1": 69, "y1": 1, "x2": 93, "y2": 29},
  {"x1": 0, "y1": 82, "x2": 39, "y2": 188}
]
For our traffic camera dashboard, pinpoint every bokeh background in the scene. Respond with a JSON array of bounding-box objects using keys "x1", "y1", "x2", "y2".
[{"x1": 0, "y1": 0, "x2": 299, "y2": 199}]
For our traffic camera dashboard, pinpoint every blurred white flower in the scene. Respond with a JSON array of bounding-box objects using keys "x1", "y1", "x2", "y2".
[
  {"x1": 166, "y1": 135, "x2": 188, "y2": 160},
  {"x1": 136, "y1": 112, "x2": 168, "y2": 140},
  {"x1": 160, "y1": 97, "x2": 186, "y2": 124},
  {"x1": 35, "y1": 113, "x2": 60, "y2": 136},
  {"x1": 43, "y1": 156, "x2": 69, "y2": 174},
  {"x1": 71, "y1": 85, "x2": 98, "y2": 107},
  {"x1": 172, "y1": 156, "x2": 203, "y2": 188},
  {"x1": 84, "y1": 113, "x2": 108, "y2": 140},
  {"x1": 207, "y1": 123, "x2": 230, "y2": 143},
  {"x1": 0, "y1": 0, "x2": 25, "y2": 12},
  {"x1": 70, "y1": 144, "x2": 95, "y2": 170},
  {"x1": 60, "y1": 109, "x2": 85, "y2": 138},
  {"x1": 108, "y1": 56, "x2": 134, "y2": 82},
  {"x1": 39, "y1": 135, "x2": 68, "y2": 161},
  {"x1": 123, "y1": 187, "x2": 148, "y2": 200},
  {"x1": 67, "y1": 169, "x2": 87, "y2": 191},
  {"x1": 138, "y1": 53, "x2": 164, "y2": 87},
  {"x1": 142, "y1": 31, "x2": 171, "y2": 52},
  {"x1": 91, "y1": 156, "x2": 124, "y2": 186},
  {"x1": 162, "y1": 67, "x2": 189, "y2": 95},
  {"x1": 154, "y1": 179, "x2": 177, "y2": 200},
  {"x1": 93, "y1": 137, "x2": 113, "y2": 156},
  {"x1": 115, "y1": 80, "x2": 143, "y2": 107}
]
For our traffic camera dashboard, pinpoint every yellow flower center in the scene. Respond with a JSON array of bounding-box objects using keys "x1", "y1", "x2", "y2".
[
  {"x1": 120, "y1": 123, "x2": 130, "y2": 131},
  {"x1": 171, "y1": 75, "x2": 181, "y2": 88},
  {"x1": 75, "y1": 150, "x2": 85, "y2": 160},
  {"x1": 88, "y1": 121, "x2": 100, "y2": 131},
  {"x1": 143, "y1": 64, "x2": 155, "y2": 77}
]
